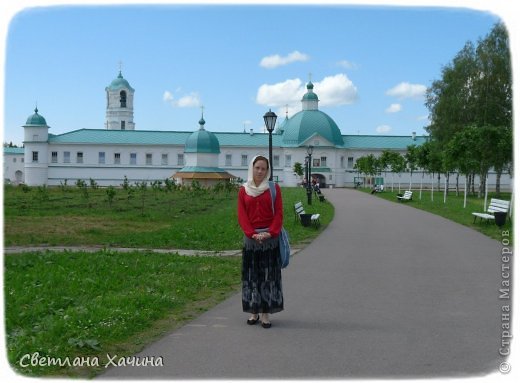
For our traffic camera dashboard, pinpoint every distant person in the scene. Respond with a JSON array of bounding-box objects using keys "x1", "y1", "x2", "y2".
[{"x1": 237, "y1": 155, "x2": 284, "y2": 328}]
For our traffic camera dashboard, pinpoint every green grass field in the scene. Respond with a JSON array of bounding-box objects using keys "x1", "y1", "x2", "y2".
[
  {"x1": 6, "y1": 182, "x2": 508, "y2": 378},
  {"x1": 359, "y1": 186, "x2": 512, "y2": 242},
  {"x1": 4, "y1": 249, "x2": 241, "y2": 377},
  {"x1": 3, "y1": 184, "x2": 333, "y2": 250},
  {"x1": 3, "y1": 183, "x2": 334, "y2": 377}
]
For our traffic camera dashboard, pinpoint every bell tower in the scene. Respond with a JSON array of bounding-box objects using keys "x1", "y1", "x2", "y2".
[{"x1": 105, "y1": 69, "x2": 135, "y2": 130}]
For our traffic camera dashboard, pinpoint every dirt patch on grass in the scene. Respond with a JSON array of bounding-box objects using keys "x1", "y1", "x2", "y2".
[{"x1": 4, "y1": 216, "x2": 171, "y2": 246}]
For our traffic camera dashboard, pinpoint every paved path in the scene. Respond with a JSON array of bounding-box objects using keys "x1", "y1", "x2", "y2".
[{"x1": 100, "y1": 188, "x2": 506, "y2": 379}]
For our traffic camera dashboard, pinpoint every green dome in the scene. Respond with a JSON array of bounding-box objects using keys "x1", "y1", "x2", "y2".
[
  {"x1": 302, "y1": 92, "x2": 319, "y2": 101},
  {"x1": 282, "y1": 110, "x2": 343, "y2": 147},
  {"x1": 107, "y1": 71, "x2": 135, "y2": 91},
  {"x1": 25, "y1": 108, "x2": 47, "y2": 126},
  {"x1": 185, "y1": 128, "x2": 220, "y2": 153}
]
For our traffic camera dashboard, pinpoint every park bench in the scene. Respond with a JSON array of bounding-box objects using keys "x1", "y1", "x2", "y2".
[
  {"x1": 294, "y1": 201, "x2": 320, "y2": 227},
  {"x1": 314, "y1": 188, "x2": 325, "y2": 202},
  {"x1": 397, "y1": 190, "x2": 413, "y2": 202},
  {"x1": 472, "y1": 198, "x2": 511, "y2": 224},
  {"x1": 371, "y1": 185, "x2": 384, "y2": 194}
]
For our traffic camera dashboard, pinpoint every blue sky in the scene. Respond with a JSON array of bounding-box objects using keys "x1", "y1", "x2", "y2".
[{"x1": 1, "y1": 2, "x2": 506, "y2": 146}]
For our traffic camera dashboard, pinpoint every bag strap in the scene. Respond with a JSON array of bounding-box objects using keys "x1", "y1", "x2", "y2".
[{"x1": 268, "y1": 181, "x2": 276, "y2": 214}]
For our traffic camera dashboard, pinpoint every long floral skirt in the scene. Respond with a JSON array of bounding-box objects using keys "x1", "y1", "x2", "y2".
[{"x1": 241, "y1": 235, "x2": 284, "y2": 314}]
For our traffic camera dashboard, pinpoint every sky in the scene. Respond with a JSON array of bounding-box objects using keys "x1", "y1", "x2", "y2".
[{"x1": 0, "y1": 1, "x2": 511, "y2": 147}]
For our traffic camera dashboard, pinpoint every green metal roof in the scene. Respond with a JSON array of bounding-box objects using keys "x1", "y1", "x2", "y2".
[
  {"x1": 25, "y1": 108, "x2": 48, "y2": 126},
  {"x1": 46, "y1": 129, "x2": 426, "y2": 150},
  {"x1": 4, "y1": 147, "x2": 24, "y2": 154},
  {"x1": 343, "y1": 135, "x2": 428, "y2": 149},
  {"x1": 275, "y1": 116, "x2": 289, "y2": 134},
  {"x1": 302, "y1": 92, "x2": 319, "y2": 101},
  {"x1": 49, "y1": 129, "x2": 190, "y2": 145},
  {"x1": 184, "y1": 128, "x2": 220, "y2": 153},
  {"x1": 48, "y1": 129, "x2": 284, "y2": 147},
  {"x1": 106, "y1": 71, "x2": 134, "y2": 92},
  {"x1": 282, "y1": 110, "x2": 344, "y2": 147}
]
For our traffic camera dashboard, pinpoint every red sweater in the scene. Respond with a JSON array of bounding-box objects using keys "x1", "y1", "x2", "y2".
[{"x1": 237, "y1": 184, "x2": 283, "y2": 238}]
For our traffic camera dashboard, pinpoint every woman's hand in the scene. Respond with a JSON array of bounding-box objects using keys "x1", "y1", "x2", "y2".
[{"x1": 253, "y1": 232, "x2": 271, "y2": 243}]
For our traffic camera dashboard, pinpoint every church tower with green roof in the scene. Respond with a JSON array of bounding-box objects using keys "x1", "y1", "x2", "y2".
[
  {"x1": 23, "y1": 107, "x2": 50, "y2": 185},
  {"x1": 105, "y1": 70, "x2": 135, "y2": 130}
]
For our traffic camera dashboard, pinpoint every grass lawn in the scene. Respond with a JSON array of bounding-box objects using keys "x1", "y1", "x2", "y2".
[
  {"x1": 3, "y1": 184, "x2": 333, "y2": 250},
  {"x1": 4, "y1": 250, "x2": 241, "y2": 377},
  {"x1": 359, "y1": 186, "x2": 512, "y2": 242},
  {"x1": 3, "y1": 184, "x2": 334, "y2": 377}
]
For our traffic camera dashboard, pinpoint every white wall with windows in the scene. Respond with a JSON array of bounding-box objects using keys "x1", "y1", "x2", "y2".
[
  {"x1": 3, "y1": 151, "x2": 25, "y2": 184},
  {"x1": 14, "y1": 139, "x2": 513, "y2": 191}
]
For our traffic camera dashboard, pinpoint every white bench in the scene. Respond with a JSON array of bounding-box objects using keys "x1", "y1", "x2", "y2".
[
  {"x1": 472, "y1": 198, "x2": 510, "y2": 224},
  {"x1": 397, "y1": 190, "x2": 413, "y2": 202},
  {"x1": 294, "y1": 201, "x2": 320, "y2": 227},
  {"x1": 371, "y1": 185, "x2": 384, "y2": 194}
]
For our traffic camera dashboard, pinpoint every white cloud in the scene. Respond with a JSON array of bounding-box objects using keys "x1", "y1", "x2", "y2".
[
  {"x1": 176, "y1": 93, "x2": 200, "y2": 108},
  {"x1": 385, "y1": 103, "x2": 402, "y2": 113},
  {"x1": 256, "y1": 78, "x2": 303, "y2": 108},
  {"x1": 259, "y1": 50, "x2": 309, "y2": 69},
  {"x1": 163, "y1": 91, "x2": 174, "y2": 102},
  {"x1": 256, "y1": 73, "x2": 358, "y2": 115},
  {"x1": 376, "y1": 125, "x2": 392, "y2": 134},
  {"x1": 386, "y1": 82, "x2": 426, "y2": 99},
  {"x1": 336, "y1": 60, "x2": 358, "y2": 70},
  {"x1": 163, "y1": 90, "x2": 200, "y2": 108},
  {"x1": 316, "y1": 74, "x2": 358, "y2": 107}
]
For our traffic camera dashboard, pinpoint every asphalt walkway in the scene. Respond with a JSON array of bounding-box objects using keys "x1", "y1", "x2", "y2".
[{"x1": 100, "y1": 188, "x2": 506, "y2": 379}]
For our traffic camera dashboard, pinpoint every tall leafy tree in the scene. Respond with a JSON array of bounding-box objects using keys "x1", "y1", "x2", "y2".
[
  {"x1": 424, "y1": 22, "x2": 512, "y2": 194},
  {"x1": 474, "y1": 23, "x2": 512, "y2": 128},
  {"x1": 425, "y1": 41, "x2": 479, "y2": 144},
  {"x1": 405, "y1": 145, "x2": 419, "y2": 189}
]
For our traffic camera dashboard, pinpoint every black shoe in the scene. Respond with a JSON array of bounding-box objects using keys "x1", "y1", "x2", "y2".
[
  {"x1": 261, "y1": 321, "x2": 272, "y2": 329},
  {"x1": 247, "y1": 315, "x2": 259, "y2": 325}
]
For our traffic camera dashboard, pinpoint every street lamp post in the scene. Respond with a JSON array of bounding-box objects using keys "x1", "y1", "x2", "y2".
[
  {"x1": 263, "y1": 109, "x2": 277, "y2": 181},
  {"x1": 306, "y1": 145, "x2": 314, "y2": 205},
  {"x1": 304, "y1": 156, "x2": 309, "y2": 188}
]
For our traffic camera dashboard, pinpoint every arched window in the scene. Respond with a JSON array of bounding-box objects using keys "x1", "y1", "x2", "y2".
[{"x1": 120, "y1": 91, "x2": 127, "y2": 108}]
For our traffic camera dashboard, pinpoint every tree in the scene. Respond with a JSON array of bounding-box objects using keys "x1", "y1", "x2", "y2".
[
  {"x1": 405, "y1": 145, "x2": 419, "y2": 189},
  {"x1": 354, "y1": 154, "x2": 378, "y2": 178},
  {"x1": 425, "y1": 41, "x2": 480, "y2": 144},
  {"x1": 492, "y1": 125, "x2": 513, "y2": 195},
  {"x1": 293, "y1": 162, "x2": 304, "y2": 178},
  {"x1": 424, "y1": 22, "x2": 512, "y2": 195},
  {"x1": 445, "y1": 128, "x2": 480, "y2": 195},
  {"x1": 474, "y1": 23, "x2": 512, "y2": 128}
]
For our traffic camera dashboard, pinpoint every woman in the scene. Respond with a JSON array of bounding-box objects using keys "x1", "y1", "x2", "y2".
[{"x1": 237, "y1": 155, "x2": 284, "y2": 328}]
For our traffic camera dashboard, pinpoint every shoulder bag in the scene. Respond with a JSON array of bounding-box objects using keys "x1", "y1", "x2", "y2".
[{"x1": 268, "y1": 181, "x2": 290, "y2": 268}]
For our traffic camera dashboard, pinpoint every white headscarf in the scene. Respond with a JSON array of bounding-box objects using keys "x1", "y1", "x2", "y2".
[{"x1": 243, "y1": 155, "x2": 270, "y2": 197}]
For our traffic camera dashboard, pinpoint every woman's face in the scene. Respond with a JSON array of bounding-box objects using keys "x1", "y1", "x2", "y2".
[{"x1": 252, "y1": 159, "x2": 268, "y2": 186}]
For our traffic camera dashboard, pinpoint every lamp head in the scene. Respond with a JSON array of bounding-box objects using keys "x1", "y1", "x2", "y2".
[{"x1": 263, "y1": 109, "x2": 277, "y2": 133}]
